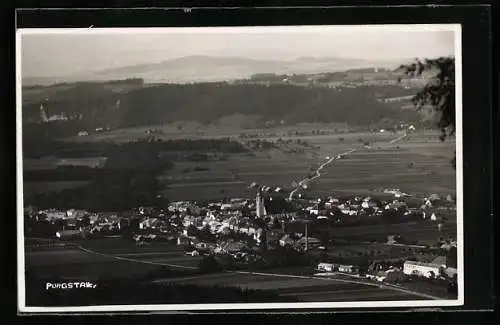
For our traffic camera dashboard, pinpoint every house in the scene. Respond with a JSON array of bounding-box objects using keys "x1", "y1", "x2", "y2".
[
  {"x1": 279, "y1": 234, "x2": 295, "y2": 247},
  {"x1": 221, "y1": 203, "x2": 233, "y2": 210},
  {"x1": 220, "y1": 240, "x2": 247, "y2": 254},
  {"x1": 309, "y1": 209, "x2": 319, "y2": 215},
  {"x1": 217, "y1": 226, "x2": 231, "y2": 235},
  {"x1": 317, "y1": 262, "x2": 335, "y2": 272},
  {"x1": 429, "y1": 193, "x2": 441, "y2": 201},
  {"x1": 296, "y1": 237, "x2": 321, "y2": 250},
  {"x1": 362, "y1": 200, "x2": 377, "y2": 209},
  {"x1": 41, "y1": 210, "x2": 66, "y2": 221},
  {"x1": 139, "y1": 218, "x2": 158, "y2": 229},
  {"x1": 385, "y1": 200, "x2": 407, "y2": 211},
  {"x1": 443, "y1": 267, "x2": 457, "y2": 279},
  {"x1": 341, "y1": 209, "x2": 357, "y2": 216},
  {"x1": 403, "y1": 260, "x2": 441, "y2": 278},
  {"x1": 329, "y1": 197, "x2": 340, "y2": 204},
  {"x1": 66, "y1": 209, "x2": 89, "y2": 219},
  {"x1": 338, "y1": 264, "x2": 359, "y2": 274},
  {"x1": 386, "y1": 235, "x2": 401, "y2": 244},
  {"x1": 430, "y1": 212, "x2": 438, "y2": 221}
]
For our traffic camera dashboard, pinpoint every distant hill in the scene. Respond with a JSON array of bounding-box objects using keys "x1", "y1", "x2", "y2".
[{"x1": 22, "y1": 56, "x2": 411, "y2": 85}]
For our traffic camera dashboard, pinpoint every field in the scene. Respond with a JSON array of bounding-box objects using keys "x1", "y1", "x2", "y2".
[
  {"x1": 156, "y1": 272, "x2": 427, "y2": 302},
  {"x1": 24, "y1": 240, "x2": 439, "y2": 303},
  {"x1": 25, "y1": 241, "x2": 201, "y2": 281},
  {"x1": 25, "y1": 123, "x2": 456, "y2": 201},
  {"x1": 153, "y1": 128, "x2": 456, "y2": 201},
  {"x1": 323, "y1": 220, "x2": 456, "y2": 243},
  {"x1": 23, "y1": 156, "x2": 106, "y2": 196}
]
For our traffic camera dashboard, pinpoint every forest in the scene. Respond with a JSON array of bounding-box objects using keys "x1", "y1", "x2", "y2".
[{"x1": 22, "y1": 82, "x2": 422, "y2": 132}]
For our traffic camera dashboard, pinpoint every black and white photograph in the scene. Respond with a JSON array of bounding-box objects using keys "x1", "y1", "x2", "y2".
[{"x1": 17, "y1": 24, "x2": 463, "y2": 312}]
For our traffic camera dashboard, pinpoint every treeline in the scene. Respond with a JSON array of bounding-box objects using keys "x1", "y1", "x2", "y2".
[
  {"x1": 22, "y1": 82, "x2": 421, "y2": 131},
  {"x1": 23, "y1": 166, "x2": 127, "y2": 182},
  {"x1": 23, "y1": 78, "x2": 144, "y2": 90},
  {"x1": 23, "y1": 138, "x2": 247, "y2": 159},
  {"x1": 153, "y1": 138, "x2": 247, "y2": 153},
  {"x1": 118, "y1": 83, "x2": 419, "y2": 126}
]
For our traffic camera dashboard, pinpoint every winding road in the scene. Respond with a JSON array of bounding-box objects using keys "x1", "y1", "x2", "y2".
[{"x1": 288, "y1": 132, "x2": 407, "y2": 200}]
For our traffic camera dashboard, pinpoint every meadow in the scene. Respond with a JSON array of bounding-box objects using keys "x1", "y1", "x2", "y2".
[
  {"x1": 23, "y1": 124, "x2": 456, "y2": 206},
  {"x1": 155, "y1": 127, "x2": 456, "y2": 202}
]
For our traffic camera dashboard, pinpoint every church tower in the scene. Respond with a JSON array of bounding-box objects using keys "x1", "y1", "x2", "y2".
[
  {"x1": 39, "y1": 103, "x2": 49, "y2": 123},
  {"x1": 256, "y1": 191, "x2": 267, "y2": 218}
]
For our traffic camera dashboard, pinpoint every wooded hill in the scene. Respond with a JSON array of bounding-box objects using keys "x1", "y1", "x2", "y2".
[{"x1": 22, "y1": 81, "x2": 422, "y2": 132}]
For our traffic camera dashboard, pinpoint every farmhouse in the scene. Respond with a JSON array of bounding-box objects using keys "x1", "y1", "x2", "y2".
[{"x1": 403, "y1": 260, "x2": 441, "y2": 278}]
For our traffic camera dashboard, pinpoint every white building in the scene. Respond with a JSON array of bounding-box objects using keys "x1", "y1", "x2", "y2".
[
  {"x1": 403, "y1": 261, "x2": 441, "y2": 278},
  {"x1": 338, "y1": 264, "x2": 358, "y2": 274},
  {"x1": 317, "y1": 263, "x2": 335, "y2": 272},
  {"x1": 362, "y1": 201, "x2": 377, "y2": 209}
]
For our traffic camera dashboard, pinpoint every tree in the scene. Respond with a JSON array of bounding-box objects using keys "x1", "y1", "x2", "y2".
[{"x1": 399, "y1": 56, "x2": 456, "y2": 168}]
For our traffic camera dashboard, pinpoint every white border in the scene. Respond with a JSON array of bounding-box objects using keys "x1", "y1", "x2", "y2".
[
  {"x1": 16, "y1": 24, "x2": 464, "y2": 313},
  {"x1": 18, "y1": 24, "x2": 459, "y2": 34}
]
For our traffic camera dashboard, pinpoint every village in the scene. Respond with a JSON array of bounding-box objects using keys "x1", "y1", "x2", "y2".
[{"x1": 24, "y1": 185, "x2": 458, "y2": 295}]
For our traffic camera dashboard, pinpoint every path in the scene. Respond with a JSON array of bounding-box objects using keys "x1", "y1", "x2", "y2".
[
  {"x1": 75, "y1": 244, "x2": 440, "y2": 300},
  {"x1": 288, "y1": 132, "x2": 408, "y2": 200}
]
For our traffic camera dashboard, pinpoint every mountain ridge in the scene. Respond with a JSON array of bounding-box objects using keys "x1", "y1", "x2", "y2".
[{"x1": 23, "y1": 55, "x2": 412, "y2": 86}]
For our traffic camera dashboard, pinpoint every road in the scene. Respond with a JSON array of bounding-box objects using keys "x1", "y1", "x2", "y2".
[
  {"x1": 25, "y1": 242, "x2": 442, "y2": 302},
  {"x1": 289, "y1": 132, "x2": 407, "y2": 199}
]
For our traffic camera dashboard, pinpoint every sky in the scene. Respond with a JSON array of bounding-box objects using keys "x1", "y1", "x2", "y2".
[{"x1": 19, "y1": 26, "x2": 457, "y2": 78}]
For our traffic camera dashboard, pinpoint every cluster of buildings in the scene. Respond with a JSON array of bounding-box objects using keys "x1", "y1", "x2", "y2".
[
  {"x1": 25, "y1": 187, "x2": 453, "y2": 244},
  {"x1": 316, "y1": 247, "x2": 458, "y2": 285},
  {"x1": 25, "y1": 187, "x2": 456, "y2": 280},
  {"x1": 241, "y1": 72, "x2": 426, "y2": 90}
]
